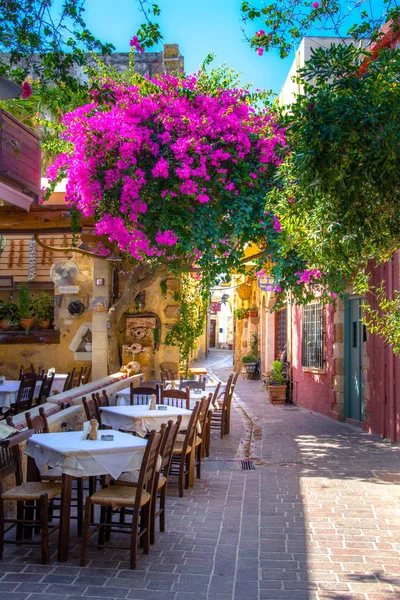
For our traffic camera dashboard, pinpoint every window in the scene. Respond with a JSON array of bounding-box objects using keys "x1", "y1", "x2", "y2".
[
  {"x1": 302, "y1": 303, "x2": 325, "y2": 369},
  {"x1": 275, "y1": 307, "x2": 287, "y2": 358}
]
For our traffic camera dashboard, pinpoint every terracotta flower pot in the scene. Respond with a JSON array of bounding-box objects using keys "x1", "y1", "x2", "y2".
[
  {"x1": 20, "y1": 317, "x2": 35, "y2": 331},
  {"x1": 38, "y1": 319, "x2": 51, "y2": 330},
  {"x1": 268, "y1": 385, "x2": 286, "y2": 405},
  {"x1": 0, "y1": 319, "x2": 11, "y2": 330}
]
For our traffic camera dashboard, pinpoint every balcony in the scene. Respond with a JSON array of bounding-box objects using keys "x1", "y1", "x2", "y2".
[{"x1": 0, "y1": 109, "x2": 41, "y2": 202}]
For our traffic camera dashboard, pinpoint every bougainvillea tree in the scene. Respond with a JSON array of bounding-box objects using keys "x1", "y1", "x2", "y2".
[{"x1": 44, "y1": 61, "x2": 288, "y2": 371}]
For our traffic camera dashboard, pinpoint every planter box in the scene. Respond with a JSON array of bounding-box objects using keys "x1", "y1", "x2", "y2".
[
  {"x1": 244, "y1": 362, "x2": 257, "y2": 373},
  {"x1": 268, "y1": 385, "x2": 286, "y2": 405}
]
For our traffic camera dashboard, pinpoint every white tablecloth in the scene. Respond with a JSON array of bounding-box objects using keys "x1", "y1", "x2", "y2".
[
  {"x1": 115, "y1": 386, "x2": 213, "y2": 409},
  {"x1": 101, "y1": 404, "x2": 192, "y2": 437},
  {"x1": 0, "y1": 380, "x2": 42, "y2": 413},
  {"x1": 52, "y1": 374, "x2": 68, "y2": 393},
  {"x1": 25, "y1": 430, "x2": 147, "y2": 479}
]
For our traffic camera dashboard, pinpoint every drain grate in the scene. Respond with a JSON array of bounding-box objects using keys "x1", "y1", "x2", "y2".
[{"x1": 241, "y1": 460, "x2": 256, "y2": 471}]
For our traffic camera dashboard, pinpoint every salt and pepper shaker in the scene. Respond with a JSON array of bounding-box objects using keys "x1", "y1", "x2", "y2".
[
  {"x1": 149, "y1": 394, "x2": 157, "y2": 410},
  {"x1": 89, "y1": 418, "x2": 98, "y2": 440}
]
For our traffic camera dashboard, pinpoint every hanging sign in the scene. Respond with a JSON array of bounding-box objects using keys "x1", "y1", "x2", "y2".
[
  {"x1": 210, "y1": 301, "x2": 221, "y2": 315},
  {"x1": 258, "y1": 275, "x2": 275, "y2": 292}
]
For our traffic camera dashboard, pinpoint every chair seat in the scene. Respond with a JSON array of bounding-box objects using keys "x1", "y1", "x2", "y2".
[
  {"x1": 172, "y1": 441, "x2": 192, "y2": 455},
  {"x1": 2, "y1": 481, "x2": 62, "y2": 501},
  {"x1": 195, "y1": 436, "x2": 202, "y2": 447},
  {"x1": 90, "y1": 485, "x2": 151, "y2": 508},
  {"x1": 157, "y1": 474, "x2": 167, "y2": 489}
]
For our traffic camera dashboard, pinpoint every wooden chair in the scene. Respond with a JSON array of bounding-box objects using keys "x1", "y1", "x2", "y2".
[
  {"x1": 82, "y1": 396, "x2": 102, "y2": 428},
  {"x1": 62, "y1": 368, "x2": 75, "y2": 392},
  {"x1": 224, "y1": 372, "x2": 239, "y2": 435},
  {"x1": 130, "y1": 384, "x2": 160, "y2": 406},
  {"x1": 35, "y1": 373, "x2": 55, "y2": 406},
  {"x1": 81, "y1": 366, "x2": 92, "y2": 385},
  {"x1": 81, "y1": 426, "x2": 166, "y2": 570},
  {"x1": 92, "y1": 389, "x2": 110, "y2": 408},
  {"x1": 9, "y1": 377, "x2": 37, "y2": 415},
  {"x1": 25, "y1": 408, "x2": 86, "y2": 537},
  {"x1": 169, "y1": 401, "x2": 201, "y2": 497},
  {"x1": 179, "y1": 378, "x2": 206, "y2": 391},
  {"x1": 210, "y1": 374, "x2": 233, "y2": 440},
  {"x1": 0, "y1": 430, "x2": 61, "y2": 564},
  {"x1": 160, "y1": 388, "x2": 190, "y2": 410},
  {"x1": 211, "y1": 382, "x2": 221, "y2": 407},
  {"x1": 194, "y1": 394, "x2": 212, "y2": 478}
]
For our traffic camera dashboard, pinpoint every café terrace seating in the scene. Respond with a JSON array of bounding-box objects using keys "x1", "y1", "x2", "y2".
[{"x1": 0, "y1": 368, "x2": 239, "y2": 568}]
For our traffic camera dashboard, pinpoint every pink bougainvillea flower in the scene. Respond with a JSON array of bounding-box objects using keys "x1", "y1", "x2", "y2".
[
  {"x1": 155, "y1": 230, "x2": 178, "y2": 246},
  {"x1": 256, "y1": 30, "x2": 265, "y2": 38},
  {"x1": 288, "y1": 196, "x2": 294, "y2": 203},
  {"x1": 129, "y1": 35, "x2": 144, "y2": 53},
  {"x1": 307, "y1": 102, "x2": 315, "y2": 111},
  {"x1": 257, "y1": 47, "x2": 264, "y2": 56},
  {"x1": 312, "y1": 2, "x2": 319, "y2": 8},
  {"x1": 255, "y1": 269, "x2": 266, "y2": 277},
  {"x1": 21, "y1": 82, "x2": 32, "y2": 99}
]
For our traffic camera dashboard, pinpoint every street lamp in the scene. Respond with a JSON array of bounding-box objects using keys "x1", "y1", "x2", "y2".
[{"x1": 0, "y1": 77, "x2": 22, "y2": 100}]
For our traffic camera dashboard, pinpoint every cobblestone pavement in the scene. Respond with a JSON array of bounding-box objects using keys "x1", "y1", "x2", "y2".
[{"x1": 2, "y1": 350, "x2": 400, "y2": 600}]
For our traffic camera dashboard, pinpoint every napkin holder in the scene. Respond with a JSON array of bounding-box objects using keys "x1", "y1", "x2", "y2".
[
  {"x1": 148, "y1": 394, "x2": 157, "y2": 410},
  {"x1": 82, "y1": 419, "x2": 98, "y2": 440}
]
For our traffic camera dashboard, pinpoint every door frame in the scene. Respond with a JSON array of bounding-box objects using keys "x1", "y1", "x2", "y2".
[{"x1": 344, "y1": 294, "x2": 364, "y2": 421}]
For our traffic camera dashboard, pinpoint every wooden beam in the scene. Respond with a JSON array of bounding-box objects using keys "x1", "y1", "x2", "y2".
[{"x1": 0, "y1": 204, "x2": 93, "y2": 232}]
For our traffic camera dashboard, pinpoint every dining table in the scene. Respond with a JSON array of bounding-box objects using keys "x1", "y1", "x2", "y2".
[
  {"x1": 114, "y1": 385, "x2": 213, "y2": 409},
  {"x1": 100, "y1": 403, "x2": 193, "y2": 436},
  {"x1": 0, "y1": 374, "x2": 68, "y2": 413},
  {"x1": 25, "y1": 429, "x2": 147, "y2": 562}
]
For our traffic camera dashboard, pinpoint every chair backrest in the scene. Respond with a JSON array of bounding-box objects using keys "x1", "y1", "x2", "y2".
[
  {"x1": 36, "y1": 372, "x2": 55, "y2": 405},
  {"x1": 0, "y1": 430, "x2": 33, "y2": 485},
  {"x1": 220, "y1": 374, "x2": 234, "y2": 412},
  {"x1": 142, "y1": 381, "x2": 163, "y2": 389},
  {"x1": 82, "y1": 396, "x2": 101, "y2": 426},
  {"x1": 63, "y1": 368, "x2": 75, "y2": 392},
  {"x1": 81, "y1": 365, "x2": 92, "y2": 385},
  {"x1": 211, "y1": 382, "x2": 221, "y2": 406},
  {"x1": 198, "y1": 393, "x2": 212, "y2": 437},
  {"x1": 25, "y1": 407, "x2": 50, "y2": 434},
  {"x1": 160, "y1": 416, "x2": 182, "y2": 473},
  {"x1": 161, "y1": 388, "x2": 190, "y2": 410},
  {"x1": 180, "y1": 401, "x2": 201, "y2": 455},
  {"x1": 92, "y1": 389, "x2": 110, "y2": 408},
  {"x1": 130, "y1": 384, "x2": 160, "y2": 406},
  {"x1": 136, "y1": 425, "x2": 166, "y2": 494},
  {"x1": 230, "y1": 371, "x2": 239, "y2": 393},
  {"x1": 179, "y1": 378, "x2": 206, "y2": 391},
  {"x1": 13, "y1": 377, "x2": 37, "y2": 413}
]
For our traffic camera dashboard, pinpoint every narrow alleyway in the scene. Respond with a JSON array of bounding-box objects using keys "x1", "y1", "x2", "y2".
[{"x1": 2, "y1": 349, "x2": 400, "y2": 600}]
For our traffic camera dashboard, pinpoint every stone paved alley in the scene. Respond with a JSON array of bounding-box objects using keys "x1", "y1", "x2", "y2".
[{"x1": 2, "y1": 350, "x2": 400, "y2": 600}]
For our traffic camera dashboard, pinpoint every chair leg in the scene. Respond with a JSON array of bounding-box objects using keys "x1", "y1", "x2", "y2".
[
  {"x1": 0, "y1": 499, "x2": 4, "y2": 559},
  {"x1": 184, "y1": 455, "x2": 190, "y2": 490},
  {"x1": 40, "y1": 495, "x2": 49, "y2": 565},
  {"x1": 80, "y1": 497, "x2": 92, "y2": 566},
  {"x1": 105, "y1": 507, "x2": 112, "y2": 542},
  {"x1": 141, "y1": 503, "x2": 150, "y2": 555},
  {"x1": 159, "y1": 484, "x2": 166, "y2": 533},
  {"x1": 77, "y1": 478, "x2": 84, "y2": 537},
  {"x1": 150, "y1": 491, "x2": 157, "y2": 545},
  {"x1": 129, "y1": 512, "x2": 139, "y2": 569},
  {"x1": 16, "y1": 501, "x2": 24, "y2": 541},
  {"x1": 98, "y1": 506, "x2": 106, "y2": 547},
  {"x1": 196, "y1": 446, "x2": 201, "y2": 479},
  {"x1": 24, "y1": 501, "x2": 34, "y2": 539},
  {"x1": 178, "y1": 456, "x2": 185, "y2": 497}
]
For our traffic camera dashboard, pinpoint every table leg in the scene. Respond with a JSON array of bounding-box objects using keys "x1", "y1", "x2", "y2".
[
  {"x1": 58, "y1": 474, "x2": 72, "y2": 562},
  {"x1": 188, "y1": 433, "x2": 196, "y2": 488}
]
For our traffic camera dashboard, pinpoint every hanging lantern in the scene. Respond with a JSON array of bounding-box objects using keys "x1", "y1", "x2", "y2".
[{"x1": 237, "y1": 283, "x2": 251, "y2": 300}]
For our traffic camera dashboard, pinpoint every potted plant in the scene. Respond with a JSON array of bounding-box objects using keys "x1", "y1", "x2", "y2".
[
  {"x1": 0, "y1": 301, "x2": 19, "y2": 330},
  {"x1": 242, "y1": 352, "x2": 259, "y2": 375},
  {"x1": 248, "y1": 305, "x2": 258, "y2": 318},
  {"x1": 18, "y1": 284, "x2": 35, "y2": 331},
  {"x1": 234, "y1": 307, "x2": 249, "y2": 321},
  {"x1": 266, "y1": 360, "x2": 287, "y2": 405},
  {"x1": 30, "y1": 292, "x2": 54, "y2": 330}
]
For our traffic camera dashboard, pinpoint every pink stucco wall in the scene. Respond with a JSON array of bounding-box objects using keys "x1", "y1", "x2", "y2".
[{"x1": 292, "y1": 303, "x2": 335, "y2": 418}]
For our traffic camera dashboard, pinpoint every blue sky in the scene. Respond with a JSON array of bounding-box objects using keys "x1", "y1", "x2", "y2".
[
  {"x1": 82, "y1": 0, "x2": 389, "y2": 95},
  {"x1": 83, "y1": 0, "x2": 293, "y2": 95}
]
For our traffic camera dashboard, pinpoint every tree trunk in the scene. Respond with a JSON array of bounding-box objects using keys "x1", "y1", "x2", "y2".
[{"x1": 107, "y1": 264, "x2": 159, "y2": 374}]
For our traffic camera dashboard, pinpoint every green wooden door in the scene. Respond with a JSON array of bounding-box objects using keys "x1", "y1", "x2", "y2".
[{"x1": 344, "y1": 296, "x2": 364, "y2": 421}]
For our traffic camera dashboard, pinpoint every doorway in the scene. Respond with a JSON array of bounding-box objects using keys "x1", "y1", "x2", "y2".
[
  {"x1": 344, "y1": 296, "x2": 364, "y2": 421},
  {"x1": 209, "y1": 319, "x2": 216, "y2": 348}
]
